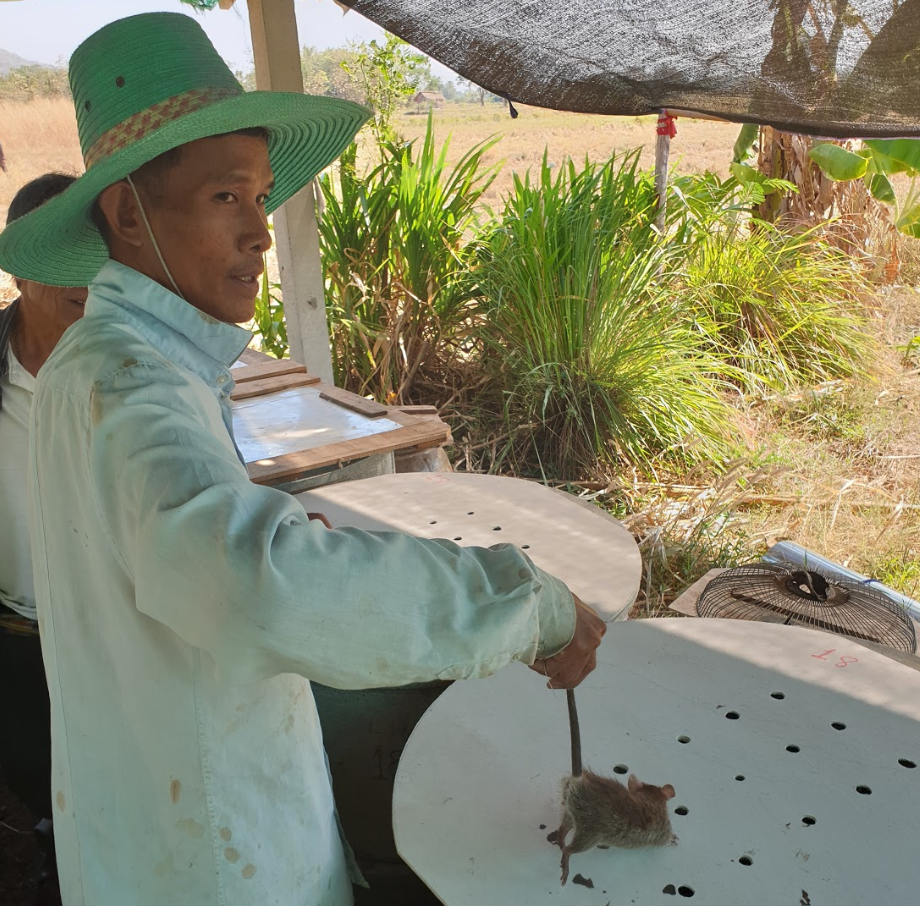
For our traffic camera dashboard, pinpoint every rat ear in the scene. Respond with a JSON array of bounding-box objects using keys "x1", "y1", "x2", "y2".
[
  {"x1": 661, "y1": 784, "x2": 676, "y2": 800},
  {"x1": 627, "y1": 774, "x2": 642, "y2": 792}
]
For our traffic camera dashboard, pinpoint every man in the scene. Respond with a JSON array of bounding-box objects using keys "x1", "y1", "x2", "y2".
[
  {"x1": 0, "y1": 14, "x2": 604, "y2": 906},
  {"x1": 0, "y1": 173, "x2": 87, "y2": 899}
]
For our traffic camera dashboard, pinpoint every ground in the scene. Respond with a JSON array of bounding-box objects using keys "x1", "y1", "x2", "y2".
[{"x1": 0, "y1": 773, "x2": 59, "y2": 906}]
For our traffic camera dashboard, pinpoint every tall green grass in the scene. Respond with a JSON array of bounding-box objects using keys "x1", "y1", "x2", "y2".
[
  {"x1": 670, "y1": 172, "x2": 873, "y2": 394},
  {"x1": 469, "y1": 153, "x2": 734, "y2": 478},
  {"x1": 317, "y1": 116, "x2": 499, "y2": 401}
]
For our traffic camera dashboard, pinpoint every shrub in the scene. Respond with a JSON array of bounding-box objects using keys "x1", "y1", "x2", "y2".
[{"x1": 469, "y1": 153, "x2": 734, "y2": 479}]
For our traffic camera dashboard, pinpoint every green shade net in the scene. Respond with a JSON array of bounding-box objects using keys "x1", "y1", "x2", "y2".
[{"x1": 340, "y1": 0, "x2": 920, "y2": 138}]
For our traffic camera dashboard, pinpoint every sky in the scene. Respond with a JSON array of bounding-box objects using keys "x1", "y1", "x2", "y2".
[{"x1": 0, "y1": 0, "x2": 458, "y2": 80}]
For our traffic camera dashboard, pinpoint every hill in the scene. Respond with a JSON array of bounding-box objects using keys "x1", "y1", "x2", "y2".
[{"x1": 0, "y1": 48, "x2": 40, "y2": 75}]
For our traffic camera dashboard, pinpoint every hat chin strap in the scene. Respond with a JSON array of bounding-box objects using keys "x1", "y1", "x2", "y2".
[{"x1": 126, "y1": 174, "x2": 186, "y2": 301}]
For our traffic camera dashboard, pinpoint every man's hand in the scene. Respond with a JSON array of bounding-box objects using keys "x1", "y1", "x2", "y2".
[{"x1": 530, "y1": 595, "x2": 606, "y2": 689}]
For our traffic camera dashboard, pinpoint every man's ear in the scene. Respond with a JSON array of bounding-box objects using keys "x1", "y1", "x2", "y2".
[{"x1": 95, "y1": 181, "x2": 145, "y2": 249}]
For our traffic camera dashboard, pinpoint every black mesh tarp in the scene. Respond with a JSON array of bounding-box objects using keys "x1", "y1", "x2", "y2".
[{"x1": 340, "y1": 0, "x2": 920, "y2": 138}]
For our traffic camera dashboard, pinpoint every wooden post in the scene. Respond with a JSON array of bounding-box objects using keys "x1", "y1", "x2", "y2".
[
  {"x1": 654, "y1": 110, "x2": 674, "y2": 234},
  {"x1": 247, "y1": 0, "x2": 334, "y2": 382}
]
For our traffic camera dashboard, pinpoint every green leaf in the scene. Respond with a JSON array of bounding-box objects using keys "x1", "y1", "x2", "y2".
[
  {"x1": 730, "y1": 162, "x2": 767, "y2": 186},
  {"x1": 896, "y1": 203, "x2": 920, "y2": 238},
  {"x1": 808, "y1": 143, "x2": 869, "y2": 181},
  {"x1": 864, "y1": 139, "x2": 920, "y2": 177},
  {"x1": 868, "y1": 172, "x2": 896, "y2": 205},
  {"x1": 732, "y1": 124, "x2": 759, "y2": 165}
]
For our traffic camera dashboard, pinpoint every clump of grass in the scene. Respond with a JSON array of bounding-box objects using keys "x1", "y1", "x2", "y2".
[
  {"x1": 680, "y1": 216, "x2": 874, "y2": 394},
  {"x1": 469, "y1": 152, "x2": 735, "y2": 479}
]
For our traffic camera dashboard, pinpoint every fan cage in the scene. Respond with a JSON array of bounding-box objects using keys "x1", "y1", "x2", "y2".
[{"x1": 697, "y1": 562, "x2": 917, "y2": 653}]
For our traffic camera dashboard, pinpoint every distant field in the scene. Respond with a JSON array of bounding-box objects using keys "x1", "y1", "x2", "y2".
[
  {"x1": 0, "y1": 96, "x2": 741, "y2": 302},
  {"x1": 0, "y1": 97, "x2": 740, "y2": 219}
]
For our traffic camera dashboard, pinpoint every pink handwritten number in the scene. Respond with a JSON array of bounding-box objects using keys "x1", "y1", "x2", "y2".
[
  {"x1": 425, "y1": 475, "x2": 449, "y2": 484},
  {"x1": 811, "y1": 649, "x2": 858, "y2": 667}
]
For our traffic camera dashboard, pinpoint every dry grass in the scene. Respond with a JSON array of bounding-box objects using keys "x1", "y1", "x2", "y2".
[{"x1": 601, "y1": 286, "x2": 920, "y2": 617}]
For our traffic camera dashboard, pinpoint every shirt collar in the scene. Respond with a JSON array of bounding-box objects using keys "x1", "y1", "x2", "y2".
[{"x1": 86, "y1": 259, "x2": 252, "y2": 386}]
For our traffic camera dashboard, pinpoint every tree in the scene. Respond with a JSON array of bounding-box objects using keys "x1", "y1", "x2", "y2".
[{"x1": 341, "y1": 36, "x2": 429, "y2": 146}]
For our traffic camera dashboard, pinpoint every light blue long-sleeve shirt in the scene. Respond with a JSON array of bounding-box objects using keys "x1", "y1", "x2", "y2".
[{"x1": 28, "y1": 259, "x2": 576, "y2": 906}]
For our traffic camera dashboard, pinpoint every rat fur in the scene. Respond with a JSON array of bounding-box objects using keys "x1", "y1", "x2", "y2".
[{"x1": 555, "y1": 690, "x2": 677, "y2": 884}]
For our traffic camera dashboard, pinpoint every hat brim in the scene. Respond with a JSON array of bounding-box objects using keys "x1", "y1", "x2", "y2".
[{"x1": 0, "y1": 92, "x2": 371, "y2": 286}]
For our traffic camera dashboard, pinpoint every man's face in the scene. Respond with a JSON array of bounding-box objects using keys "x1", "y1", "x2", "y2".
[
  {"x1": 138, "y1": 133, "x2": 274, "y2": 324},
  {"x1": 17, "y1": 280, "x2": 87, "y2": 332}
]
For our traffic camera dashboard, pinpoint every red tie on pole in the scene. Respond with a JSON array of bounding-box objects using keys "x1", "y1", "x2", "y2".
[{"x1": 657, "y1": 112, "x2": 677, "y2": 138}]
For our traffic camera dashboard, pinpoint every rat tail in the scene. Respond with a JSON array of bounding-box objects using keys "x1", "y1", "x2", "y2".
[{"x1": 566, "y1": 689, "x2": 582, "y2": 777}]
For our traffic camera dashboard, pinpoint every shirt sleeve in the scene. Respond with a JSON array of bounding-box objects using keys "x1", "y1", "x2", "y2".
[{"x1": 87, "y1": 361, "x2": 576, "y2": 689}]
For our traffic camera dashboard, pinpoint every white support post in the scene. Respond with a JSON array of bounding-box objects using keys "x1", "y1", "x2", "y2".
[
  {"x1": 247, "y1": 0, "x2": 334, "y2": 382},
  {"x1": 654, "y1": 109, "x2": 673, "y2": 234}
]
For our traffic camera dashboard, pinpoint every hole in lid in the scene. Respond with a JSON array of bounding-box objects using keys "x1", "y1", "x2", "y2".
[
  {"x1": 612, "y1": 764, "x2": 628, "y2": 774},
  {"x1": 831, "y1": 722, "x2": 846, "y2": 731},
  {"x1": 770, "y1": 692, "x2": 785, "y2": 700},
  {"x1": 678, "y1": 886, "x2": 695, "y2": 898},
  {"x1": 898, "y1": 758, "x2": 917, "y2": 769},
  {"x1": 725, "y1": 711, "x2": 740, "y2": 720},
  {"x1": 678, "y1": 736, "x2": 691, "y2": 744},
  {"x1": 735, "y1": 775, "x2": 745, "y2": 781},
  {"x1": 467, "y1": 511, "x2": 474, "y2": 515},
  {"x1": 674, "y1": 806, "x2": 689, "y2": 816},
  {"x1": 429, "y1": 520, "x2": 437, "y2": 525},
  {"x1": 802, "y1": 816, "x2": 816, "y2": 826},
  {"x1": 786, "y1": 745, "x2": 801, "y2": 753},
  {"x1": 493, "y1": 526, "x2": 502, "y2": 531},
  {"x1": 521, "y1": 544, "x2": 531, "y2": 550},
  {"x1": 738, "y1": 855, "x2": 753, "y2": 866},
  {"x1": 662, "y1": 884, "x2": 676, "y2": 895},
  {"x1": 856, "y1": 785, "x2": 872, "y2": 795},
  {"x1": 453, "y1": 536, "x2": 462, "y2": 542},
  {"x1": 115, "y1": 75, "x2": 125, "y2": 87}
]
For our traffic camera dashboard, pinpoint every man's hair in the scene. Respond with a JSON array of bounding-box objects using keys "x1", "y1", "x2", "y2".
[
  {"x1": 7, "y1": 172, "x2": 77, "y2": 226},
  {"x1": 90, "y1": 127, "x2": 270, "y2": 243}
]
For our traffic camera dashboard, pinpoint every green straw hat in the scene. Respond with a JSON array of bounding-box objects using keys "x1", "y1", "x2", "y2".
[{"x1": 0, "y1": 12, "x2": 370, "y2": 286}]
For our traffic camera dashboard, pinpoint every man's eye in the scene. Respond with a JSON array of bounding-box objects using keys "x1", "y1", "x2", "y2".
[
  {"x1": 215, "y1": 192, "x2": 236, "y2": 203},
  {"x1": 257, "y1": 193, "x2": 270, "y2": 206}
]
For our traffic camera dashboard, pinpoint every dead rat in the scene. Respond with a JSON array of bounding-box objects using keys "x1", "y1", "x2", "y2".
[{"x1": 554, "y1": 689, "x2": 677, "y2": 885}]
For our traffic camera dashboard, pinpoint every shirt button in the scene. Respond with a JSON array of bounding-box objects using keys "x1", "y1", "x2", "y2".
[{"x1": 216, "y1": 374, "x2": 228, "y2": 386}]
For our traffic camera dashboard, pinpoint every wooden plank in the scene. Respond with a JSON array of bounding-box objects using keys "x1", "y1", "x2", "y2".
[
  {"x1": 392, "y1": 405, "x2": 440, "y2": 416},
  {"x1": 319, "y1": 386, "x2": 389, "y2": 419},
  {"x1": 385, "y1": 408, "x2": 453, "y2": 448},
  {"x1": 233, "y1": 360, "x2": 308, "y2": 384},
  {"x1": 236, "y1": 346, "x2": 275, "y2": 366},
  {"x1": 669, "y1": 568, "x2": 727, "y2": 616},
  {"x1": 247, "y1": 417, "x2": 450, "y2": 484},
  {"x1": 230, "y1": 372, "x2": 320, "y2": 401}
]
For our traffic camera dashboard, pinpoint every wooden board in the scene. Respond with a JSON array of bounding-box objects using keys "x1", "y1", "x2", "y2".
[
  {"x1": 232, "y1": 384, "x2": 450, "y2": 485},
  {"x1": 394, "y1": 618, "x2": 920, "y2": 906},
  {"x1": 234, "y1": 346, "x2": 275, "y2": 366},
  {"x1": 229, "y1": 372, "x2": 321, "y2": 401},
  {"x1": 231, "y1": 360, "x2": 309, "y2": 384},
  {"x1": 245, "y1": 416, "x2": 449, "y2": 484},
  {"x1": 319, "y1": 386, "x2": 389, "y2": 418}
]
